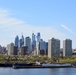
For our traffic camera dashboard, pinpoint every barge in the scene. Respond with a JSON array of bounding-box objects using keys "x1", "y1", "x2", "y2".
[{"x1": 12, "y1": 63, "x2": 73, "y2": 69}]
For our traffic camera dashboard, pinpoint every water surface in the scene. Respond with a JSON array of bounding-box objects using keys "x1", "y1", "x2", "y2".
[{"x1": 0, "y1": 68, "x2": 76, "y2": 75}]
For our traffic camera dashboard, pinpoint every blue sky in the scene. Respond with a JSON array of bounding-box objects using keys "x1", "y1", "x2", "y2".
[{"x1": 0, "y1": 0, "x2": 76, "y2": 48}]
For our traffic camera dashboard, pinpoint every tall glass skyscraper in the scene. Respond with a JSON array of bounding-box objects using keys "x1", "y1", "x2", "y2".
[
  {"x1": 19, "y1": 34, "x2": 24, "y2": 48},
  {"x1": 32, "y1": 33, "x2": 35, "y2": 41},
  {"x1": 15, "y1": 35, "x2": 19, "y2": 47},
  {"x1": 24, "y1": 37, "x2": 31, "y2": 53},
  {"x1": 32, "y1": 32, "x2": 36, "y2": 50},
  {"x1": 37, "y1": 32, "x2": 41, "y2": 42},
  {"x1": 21, "y1": 34, "x2": 24, "y2": 46},
  {"x1": 19, "y1": 39, "x2": 22, "y2": 48}
]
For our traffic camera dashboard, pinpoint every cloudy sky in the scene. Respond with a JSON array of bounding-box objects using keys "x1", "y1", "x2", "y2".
[{"x1": 0, "y1": 0, "x2": 76, "y2": 48}]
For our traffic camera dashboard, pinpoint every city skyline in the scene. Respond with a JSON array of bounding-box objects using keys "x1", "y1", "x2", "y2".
[
  {"x1": 7, "y1": 36, "x2": 73, "y2": 58},
  {"x1": 0, "y1": 0, "x2": 76, "y2": 48},
  {"x1": 14, "y1": 33, "x2": 73, "y2": 49}
]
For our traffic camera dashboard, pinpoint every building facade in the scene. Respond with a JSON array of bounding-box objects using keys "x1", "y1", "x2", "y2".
[
  {"x1": 36, "y1": 39, "x2": 48, "y2": 55},
  {"x1": 13, "y1": 46, "x2": 18, "y2": 55},
  {"x1": 20, "y1": 46, "x2": 28, "y2": 55},
  {"x1": 63, "y1": 39, "x2": 72, "y2": 57},
  {"x1": 7, "y1": 43, "x2": 14, "y2": 55},
  {"x1": 32, "y1": 32, "x2": 36, "y2": 50},
  {"x1": 24, "y1": 37, "x2": 31, "y2": 53},
  {"x1": 15, "y1": 35, "x2": 19, "y2": 47},
  {"x1": 37, "y1": 32, "x2": 41, "y2": 42},
  {"x1": 48, "y1": 38, "x2": 60, "y2": 59}
]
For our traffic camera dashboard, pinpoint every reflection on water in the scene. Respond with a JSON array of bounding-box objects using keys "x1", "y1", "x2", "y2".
[{"x1": 0, "y1": 68, "x2": 76, "y2": 75}]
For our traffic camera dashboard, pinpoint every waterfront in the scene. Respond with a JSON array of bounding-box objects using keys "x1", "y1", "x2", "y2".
[{"x1": 0, "y1": 68, "x2": 76, "y2": 75}]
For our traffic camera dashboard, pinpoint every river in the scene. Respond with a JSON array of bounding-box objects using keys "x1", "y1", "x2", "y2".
[{"x1": 0, "y1": 68, "x2": 76, "y2": 75}]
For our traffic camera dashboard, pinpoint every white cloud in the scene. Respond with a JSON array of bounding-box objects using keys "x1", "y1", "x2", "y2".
[
  {"x1": 61, "y1": 24, "x2": 75, "y2": 35},
  {"x1": 0, "y1": 8, "x2": 67, "y2": 46}
]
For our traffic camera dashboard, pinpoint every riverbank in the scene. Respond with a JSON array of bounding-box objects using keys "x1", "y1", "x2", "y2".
[{"x1": 0, "y1": 55, "x2": 76, "y2": 68}]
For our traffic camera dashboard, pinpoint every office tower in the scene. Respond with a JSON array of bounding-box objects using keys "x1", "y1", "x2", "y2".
[
  {"x1": 19, "y1": 39, "x2": 22, "y2": 48},
  {"x1": 36, "y1": 42, "x2": 40, "y2": 55},
  {"x1": 32, "y1": 32, "x2": 36, "y2": 50},
  {"x1": 37, "y1": 32, "x2": 41, "y2": 42},
  {"x1": 24, "y1": 37, "x2": 31, "y2": 53},
  {"x1": 14, "y1": 46, "x2": 18, "y2": 55},
  {"x1": 39, "y1": 39, "x2": 46, "y2": 50},
  {"x1": 48, "y1": 38, "x2": 60, "y2": 59},
  {"x1": 21, "y1": 34, "x2": 24, "y2": 46},
  {"x1": 46, "y1": 42, "x2": 48, "y2": 55},
  {"x1": 20, "y1": 46, "x2": 28, "y2": 55},
  {"x1": 32, "y1": 32, "x2": 35, "y2": 41},
  {"x1": 7, "y1": 43, "x2": 14, "y2": 55},
  {"x1": 15, "y1": 35, "x2": 19, "y2": 47},
  {"x1": 39, "y1": 40, "x2": 47, "y2": 55},
  {"x1": 36, "y1": 39, "x2": 47, "y2": 55},
  {"x1": 19, "y1": 34, "x2": 24, "y2": 48},
  {"x1": 63, "y1": 39, "x2": 72, "y2": 57}
]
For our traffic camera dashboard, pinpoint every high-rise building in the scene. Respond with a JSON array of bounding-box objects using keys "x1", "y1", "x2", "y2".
[
  {"x1": 32, "y1": 32, "x2": 35, "y2": 41},
  {"x1": 39, "y1": 39, "x2": 46, "y2": 50},
  {"x1": 14, "y1": 46, "x2": 18, "y2": 55},
  {"x1": 7, "y1": 43, "x2": 14, "y2": 55},
  {"x1": 18, "y1": 34, "x2": 24, "y2": 48},
  {"x1": 36, "y1": 42, "x2": 40, "y2": 55},
  {"x1": 37, "y1": 32, "x2": 41, "y2": 42},
  {"x1": 7, "y1": 43, "x2": 18, "y2": 55},
  {"x1": 19, "y1": 39, "x2": 22, "y2": 48},
  {"x1": 20, "y1": 46, "x2": 28, "y2": 55},
  {"x1": 36, "y1": 39, "x2": 47, "y2": 55},
  {"x1": 15, "y1": 35, "x2": 19, "y2": 47},
  {"x1": 32, "y1": 32, "x2": 36, "y2": 50},
  {"x1": 48, "y1": 38, "x2": 60, "y2": 59},
  {"x1": 24, "y1": 37, "x2": 31, "y2": 53},
  {"x1": 21, "y1": 34, "x2": 24, "y2": 46},
  {"x1": 63, "y1": 39, "x2": 72, "y2": 57},
  {"x1": 45, "y1": 42, "x2": 48, "y2": 55}
]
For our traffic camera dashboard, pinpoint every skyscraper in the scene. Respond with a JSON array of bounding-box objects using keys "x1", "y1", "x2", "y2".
[
  {"x1": 15, "y1": 35, "x2": 19, "y2": 47},
  {"x1": 14, "y1": 46, "x2": 18, "y2": 55},
  {"x1": 36, "y1": 39, "x2": 47, "y2": 55},
  {"x1": 32, "y1": 32, "x2": 35, "y2": 41},
  {"x1": 19, "y1": 39, "x2": 22, "y2": 48},
  {"x1": 32, "y1": 32, "x2": 36, "y2": 50},
  {"x1": 39, "y1": 39, "x2": 46, "y2": 50},
  {"x1": 19, "y1": 34, "x2": 24, "y2": 48},
  {"x1": 21, "y1": 34, "x2": 24, "y2": 46},
  {"x1": 24, "y1": 37, "x2": 31, "y2": 53},
  {"x1": 63, "y1": 39, "x2": 72, "y2": 57},
  {"x1": 20, "y1": 46, "x2": 28, "y2": 55},
  {"x1": 37, "y1": 32, "x2": 41, "y2": 42},
  {"x1": 36, "y1": 42, "x2": 40, "y2": 55},
  {"x1": 48, "y1": 38, "x2": 60, "y2": 59},
  {"x1": 7, "y1": 43, "x2": 14, "y2": 55}
]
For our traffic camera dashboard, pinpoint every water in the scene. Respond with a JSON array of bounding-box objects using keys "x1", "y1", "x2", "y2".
[{"x1": 0, "y1": 68, "x2": 76, "y2": 75}]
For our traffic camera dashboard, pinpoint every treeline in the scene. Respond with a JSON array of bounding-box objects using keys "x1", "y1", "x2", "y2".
[{"x1": 0, "y1": 55, "x2": 76, "y2": 65}]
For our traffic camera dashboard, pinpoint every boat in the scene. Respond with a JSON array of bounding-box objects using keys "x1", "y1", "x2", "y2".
[
  {"x1": 12, "y1": 63, "x2": 33, "y2": 69},
  {"x1": 42, "y1": 63, "x2": 72, "y2": 68},
  {"x1": 12, "y1": 63, "x2": 73, "y2": 69}
]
